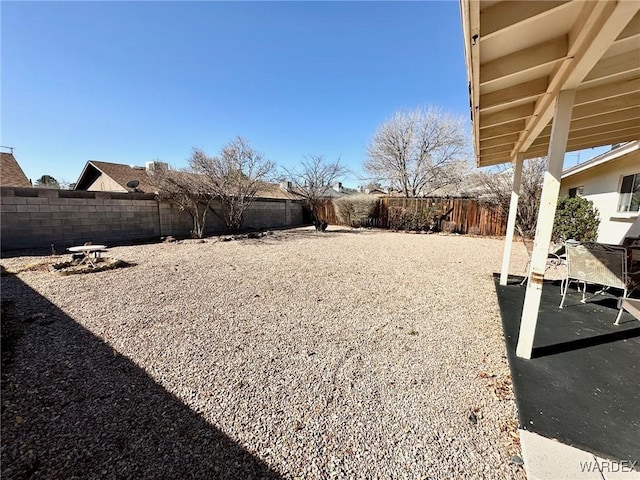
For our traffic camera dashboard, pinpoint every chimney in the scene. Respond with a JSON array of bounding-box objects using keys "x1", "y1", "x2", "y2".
[
  {"x1": 280, "y1": 180, "x2": 292, "y2": 191},
  {"x1": 146, "y1": 161, "x2": 168, "y2": 172}
]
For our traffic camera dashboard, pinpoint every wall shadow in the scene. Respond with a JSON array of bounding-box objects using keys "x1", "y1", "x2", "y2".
[
  {"x1": 0, "y1": 237, "x2": 161, "y2": 259},
  {"x1": 1, "y1": 275, "x2": 281, "y2": 479},
  {"x1": 259, "y1": 227, "x2": 373, "y2": 243},
  {"x1": 532, "y1": 326, "x2": 640, "y2": 358}
]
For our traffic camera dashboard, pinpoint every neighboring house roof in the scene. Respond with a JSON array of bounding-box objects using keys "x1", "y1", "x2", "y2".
[
  {"x1": 75, "y1": 160, "x2": 305, "y2": 200},
  {"x1": 75, "y1": 160, "x2": 155, "y2": 193},
  {"x1": 562, "y1": 141, "x2": 639, "y2": 180},
  {"x1": 0, "y1": 152, "x2": 32, "y2": 188},
  {"x1": 256, "y1": 182, "x2": 304, "y2": 200},
  {"x1": 318, "y1": 188, "x2": 348, "y2": 198},
  {"x1": 428, "y1": 173, "x2": 492, "y2": 198},
  {"x1": 285, "y1": 185, "x2": 348, "y2": 200}
]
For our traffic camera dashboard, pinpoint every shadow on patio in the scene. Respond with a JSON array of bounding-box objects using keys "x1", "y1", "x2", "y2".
[
  {"x1": 494, "y1": 274, "x2": 640, "y2": 464},
  {"x1": 1, "y1": 274, "x2": 281, "y2": 479}
]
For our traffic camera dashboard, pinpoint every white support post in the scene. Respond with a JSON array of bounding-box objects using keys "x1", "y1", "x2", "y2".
[
  {"x1": 500, "y1": 155, "x2": 524, "y2": 285},
  {"x1": 516, "y1": 89, "x2": 576, "y2": 359}
]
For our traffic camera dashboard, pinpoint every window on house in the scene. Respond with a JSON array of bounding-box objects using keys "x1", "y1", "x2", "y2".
[
  {"x1": 568, "y1": 186, "x2": 584, "y2": 198},
  {"x1": 617, "y1": 173, "x2": 640, "y2": 212}
]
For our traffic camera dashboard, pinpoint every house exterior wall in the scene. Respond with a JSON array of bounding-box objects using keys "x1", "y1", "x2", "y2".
[
  {"x1": 86, "y1": 174, "x2": 128, "y2": 192},
  {"x1": 560, "y1": 150, "x2": 640, "y2": 244},
  {"x1": 0, "y1": 187, "x2": 305, "y2": 251}
]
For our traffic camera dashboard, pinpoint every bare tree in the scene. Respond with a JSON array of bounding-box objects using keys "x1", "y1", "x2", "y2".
[
  {"x1": 148, "y1": 163, "x2": 216, "y2": 238},
  {"x1": 58, "y1": 179, "x2": 75, "y2": 190},
  {"x1": 191, "y1": 136, "x2": 276, "y2": 232},
  {"x1": 281, "y1": 155, "x2": 347, "y2": 222},
  {"x1": 365, "y1": 107, "x2": 469, "y2": 197},
  {"x1": 149, "y1": 138, "x2": 275, "y2": 236},
  {"x1": 477, "y1": 157, "x2": 546, "y2": 237}
]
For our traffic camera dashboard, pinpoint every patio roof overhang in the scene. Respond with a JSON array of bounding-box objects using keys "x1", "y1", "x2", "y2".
[
  {"x1": 460, "y1": 0, "x2": 640, "y2": 360},
  {"x1": 461, "y1": 0, "x2": 640, "y2": 169}
]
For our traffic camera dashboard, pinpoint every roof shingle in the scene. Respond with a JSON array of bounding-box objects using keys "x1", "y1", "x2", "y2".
[
  {"x1": 75, "y1": 160, "x2": 303, "y2": 200},
  {"x1": 0, "y1": 152, "x2": 32, "y2": 188},
  {"x1": 75, "y1": 161, "x2": 156, "y2": 193}
]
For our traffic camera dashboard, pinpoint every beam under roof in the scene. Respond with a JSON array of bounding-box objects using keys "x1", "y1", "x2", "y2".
[{"x1": 462, "y1": 0, "x2": 640, "y2": 168}]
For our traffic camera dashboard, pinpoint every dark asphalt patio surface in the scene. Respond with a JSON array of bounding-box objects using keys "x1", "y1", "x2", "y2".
[{"x1": 494, "y1": 275, "x2": 640, "y2": 463}]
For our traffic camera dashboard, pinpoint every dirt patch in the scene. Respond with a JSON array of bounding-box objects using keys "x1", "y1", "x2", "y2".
[
  {"x1": 2, "y1": 257, "x2": 134, "y2": 276},
  {"x1": 49, "y1": 257, "x2": 134, "y2": 275}
]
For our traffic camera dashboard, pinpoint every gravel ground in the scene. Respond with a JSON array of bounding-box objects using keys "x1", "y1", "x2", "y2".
[{"x1": 1, "y1": 227, "x2": 530, "y2": 479}]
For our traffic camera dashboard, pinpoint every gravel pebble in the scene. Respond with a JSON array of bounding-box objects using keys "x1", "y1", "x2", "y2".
[{"x1": 1, "y1": 227, "x2": 529, "y2": 479}]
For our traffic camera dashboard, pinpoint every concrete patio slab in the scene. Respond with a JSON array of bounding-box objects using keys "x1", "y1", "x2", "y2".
[{"x1": 520, "y1": 430, "x2": 640, "y2": 480}]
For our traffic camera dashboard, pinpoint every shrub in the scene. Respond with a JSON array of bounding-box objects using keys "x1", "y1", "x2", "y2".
[
  {"x1": 388, "y1": 206, "x2": 408, "y2": 230},
  {"x1": 387, "y1": 205, "x2": 437, "y2": 231},
  {"x1": 441, "y1": 221, "x2": 458, "y2": 234},
  {"x1": 333, "y1": 195, "x2": 378, "y2": 228},
  {"x1": 552, "y1": 196, "x2": 600, "y2": 242}
]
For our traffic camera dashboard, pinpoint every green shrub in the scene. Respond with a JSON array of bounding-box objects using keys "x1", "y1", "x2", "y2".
[
  {"x1": 333, "y1": 195, "x2": 378, "y2": 228},
  {"x1": 552, "y1": 196, "x2": 600, "y2": 242}
]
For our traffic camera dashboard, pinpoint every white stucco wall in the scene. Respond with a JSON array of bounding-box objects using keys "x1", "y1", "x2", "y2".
[
  {"x1": 560, "y1": 150, "x2": 640, "y2": 244},
  {"x1": 86, "y1": 174, "x2": 127, "y2": 193}
]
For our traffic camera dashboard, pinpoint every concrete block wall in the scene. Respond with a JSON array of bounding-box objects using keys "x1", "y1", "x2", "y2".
[
  {"x1": 243, "y1": 199, "x2": 304, "y2": 230},
  {"x1": 158, "y1": 202, "x2": 194, "y2": 237},
  {"x1": 1, "y1": 187, "x2": 305, "y2": 251},
  {"x1": 163, "y1": 199, "x2": 304, "y2": 236},
  {"x1": 1, "y1": 188, "x2": 162, "y2": 250}
]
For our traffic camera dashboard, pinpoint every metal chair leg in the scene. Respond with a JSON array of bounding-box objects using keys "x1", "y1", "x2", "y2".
[
  {"x1": 560, "y1": 278, "x2": 569, "y2": 309},
  {"x1": 614, "y1": 289, "x2": 628, "y2": 325},
  {"x1": 520, "y1": 260, "x2": 531, "y2": 286}
]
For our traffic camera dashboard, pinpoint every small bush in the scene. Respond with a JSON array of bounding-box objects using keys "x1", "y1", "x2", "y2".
[
  {"x1": 388, "y1": 204, "x2": 439, "y2": 231},
  {"x1": 441, "y1": 221, "x2": 458, "y2": 234},
  {"x1": 333, "y1": 195, "x2": 378, "y2": 228},
  {"x1": 552, "y1": 196, "x2": 600, "y2": 242},
  {"x1": 388, "y1": 207, "x2": 410, "y2": 231},
  {"x1": 388, "y1": 206, "x2": 408, "y2": 230},
  {"x1": 467, "y1": 226, "x2": 481, "y2": 235}
]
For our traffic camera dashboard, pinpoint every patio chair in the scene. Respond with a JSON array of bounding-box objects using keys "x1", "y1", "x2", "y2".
[
  {"x1": 559, "y1": 242, "x2": 636, "y2": 324},
  {"x1": 517, "y1": 226, "x2": 565, "y2": 286}
]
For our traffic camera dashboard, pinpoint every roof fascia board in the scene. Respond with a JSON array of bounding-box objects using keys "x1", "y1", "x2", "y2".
[
  {"x1": 561, "y1": 141, "x2": 639, "y2": 178},
  {"x1": 73, "y1": 161, "x2": 95, "y2": 190},
  {"x1": 461, "y1": 0, "x2": 481, "y2": 167}
]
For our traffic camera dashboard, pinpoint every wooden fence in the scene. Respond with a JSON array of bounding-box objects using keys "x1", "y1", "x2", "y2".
[{"x1": 317, "y1": 197, "x2": 506, "y2": 236}]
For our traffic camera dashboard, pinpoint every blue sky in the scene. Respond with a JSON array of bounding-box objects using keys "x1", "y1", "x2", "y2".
[{"x1": 1, "y1": 1, "x2": 607, "y2": 187}]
